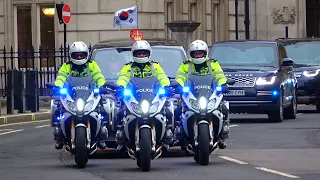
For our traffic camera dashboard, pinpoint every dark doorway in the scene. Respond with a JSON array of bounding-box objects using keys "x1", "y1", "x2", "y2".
[{"x1": 306, "y1": 0, "x2": 320, "y2": 37}]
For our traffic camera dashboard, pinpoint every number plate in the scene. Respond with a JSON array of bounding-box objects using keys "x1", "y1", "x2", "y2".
[{"x1": 224, "y1": 90, "x2": 245, "y2": 96}]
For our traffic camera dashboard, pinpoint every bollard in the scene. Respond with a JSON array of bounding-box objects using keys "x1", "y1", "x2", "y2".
[
  {"x1": 25, "y1": 70, "x2": 39, "y2": 112},
  {"x1": 6, "y1": 70, "x2": 15, "y2": 114},
  {"x1": 13, "y1": 70, "x2": 26, "y2": 113}
]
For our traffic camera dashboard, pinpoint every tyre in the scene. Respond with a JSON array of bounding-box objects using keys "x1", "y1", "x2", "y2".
[
  {"x1": 198, "y1": 123, "x2": 210, "y2": 165},
  {"x1": 75, "y1": 126, "x2": 88, "y2": 169},
  {"x1": 284, "y1": 88, "x2": 297, "y2": 119},
  {"x1": 268, "y1": 90, "x2": 284, "y2": 123},
  {"x1": 139, "y1": 128, "x2": 152, "y2": 172}
]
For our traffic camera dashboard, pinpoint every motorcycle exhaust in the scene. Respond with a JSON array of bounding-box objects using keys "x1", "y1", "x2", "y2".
[
  {"x1": 152, "y1": 144, "x2": 163, "y2": 159},
  {"x1": 210, "y1": 141, "x2": 219, "y2": 152},
  {"x1": 126, "y1": 146, "x2": 136, "y2": 160}
]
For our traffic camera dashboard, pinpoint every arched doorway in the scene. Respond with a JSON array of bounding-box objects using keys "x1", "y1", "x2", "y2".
[{"x1": 306, "y1": 0, "x2": 320, "y2": 37}]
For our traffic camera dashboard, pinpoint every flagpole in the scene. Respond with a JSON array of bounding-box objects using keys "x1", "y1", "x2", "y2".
[{"x1": 136, "y1": 1, "x2": 138, "y2": 30}]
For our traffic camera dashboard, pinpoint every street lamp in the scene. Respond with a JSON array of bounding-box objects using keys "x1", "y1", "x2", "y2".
[{"x1": 42, "y1": 8, "x2": 55, "y2": 16}]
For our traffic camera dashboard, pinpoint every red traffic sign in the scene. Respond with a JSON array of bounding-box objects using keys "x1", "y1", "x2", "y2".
[{"x1": 62, "y1": 3, "x2": 71, "y2": 24}]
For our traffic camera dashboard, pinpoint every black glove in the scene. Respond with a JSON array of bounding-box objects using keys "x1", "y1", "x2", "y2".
[{"x1": 221, "y1": 84, "x2": 229, "y2": 93}]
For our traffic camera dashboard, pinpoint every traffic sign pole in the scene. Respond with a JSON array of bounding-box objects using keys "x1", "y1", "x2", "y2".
[{"x1": 56, "y1": 3, "x2": 71, "y2": 63}]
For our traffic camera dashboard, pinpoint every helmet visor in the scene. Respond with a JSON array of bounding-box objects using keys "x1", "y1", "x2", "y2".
[
  {"x1": 71, "y1": 52, "x2": 88, "y2": 60},
  {"x1": 190, "y1": 50, "x2": 206, "y2": 58},
  {"x1": 133, "y1": 50, "x2": 150, "y2": 58}
]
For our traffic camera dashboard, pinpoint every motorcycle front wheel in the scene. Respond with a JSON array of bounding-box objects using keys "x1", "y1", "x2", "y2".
[
  {"x1": 75, "y1": 126, "x2": 88, "y2": 168},
  {"x1": 198, "y1": 123, "x2": 210, "y2": 165},
  {"x1": 138, "y1": 128, "x2": 152, "y2": 172}
]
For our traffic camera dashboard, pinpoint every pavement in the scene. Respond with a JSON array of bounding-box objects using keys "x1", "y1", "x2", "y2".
[{"x1": 0, "y1": 105, "x2": 319, "y2": 179}]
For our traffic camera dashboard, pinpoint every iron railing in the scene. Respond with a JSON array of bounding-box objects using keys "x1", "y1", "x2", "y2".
[{"x1": 0, "y1": 44, "x2": 92, "y2": 97}]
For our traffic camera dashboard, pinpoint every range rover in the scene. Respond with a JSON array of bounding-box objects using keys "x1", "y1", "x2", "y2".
[
  {"x1": 276, "y1": 38, "x2": 320, "y2": 112},
  {"x1": 209, "y1": 40, "x2": 297, "y2": 122}
]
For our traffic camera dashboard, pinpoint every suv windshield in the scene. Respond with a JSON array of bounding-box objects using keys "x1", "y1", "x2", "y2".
[
  {"x1": 284, "y1": 41, "x2": 320, "y2": 64},
  {"x1": 92, "y1": 47, "x2": 185, "y2": 79},
  {"x1": 209, "y1": 42, "x2": 278, "y2": 67}
]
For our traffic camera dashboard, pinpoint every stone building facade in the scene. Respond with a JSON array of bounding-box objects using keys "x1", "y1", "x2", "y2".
[{"x1": 0, "y1": 0, "x2": 316, "y2": 68}]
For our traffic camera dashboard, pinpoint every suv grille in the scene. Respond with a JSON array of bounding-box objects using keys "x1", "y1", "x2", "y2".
[{"x1": 228, "y1": 77, "x2": 256, "y2": 87}]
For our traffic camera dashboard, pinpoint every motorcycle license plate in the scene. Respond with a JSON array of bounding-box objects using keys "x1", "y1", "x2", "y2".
[{"x1": 224, "y1": 90, "x2": 245, "y2": 96}]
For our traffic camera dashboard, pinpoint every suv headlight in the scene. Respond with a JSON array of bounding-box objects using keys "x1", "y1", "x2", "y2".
[
  {"x1": 303, "y1": 69, "x2": 320, "y2": 77},
  {"x1": 256, "y1": 76, "x2": 276, "y2": 85}
]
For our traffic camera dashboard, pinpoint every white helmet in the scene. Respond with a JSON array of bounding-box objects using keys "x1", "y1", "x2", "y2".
[
  {"x1": 69, "y1": 41, "x2": 89, "y2": 65},
  {"x1": 189, "y1": 39, "x2": 208, "y2": 64},
  {"x1": 131, "y1": 40, "x2": 152, "y2": 64}
]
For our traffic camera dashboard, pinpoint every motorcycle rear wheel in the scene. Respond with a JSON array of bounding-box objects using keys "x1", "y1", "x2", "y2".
[{"x1": 75, "y1": 126, "x2": 88, "y2": 168}]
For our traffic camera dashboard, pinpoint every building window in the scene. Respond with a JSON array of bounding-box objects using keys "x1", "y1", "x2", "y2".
[
  {"x1": 39, "y1": 4, "x2": 55, "y2": 67},
  {"x1": 16, "y1": 6, "x2": 32, "y2": 68},
  {"x1": 165, "y1": 0, "x2": 174, "y2": 38}
]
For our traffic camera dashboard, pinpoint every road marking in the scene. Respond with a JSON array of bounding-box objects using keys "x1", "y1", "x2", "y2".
[
  {"x1": 0, "y1": 129, "x2": 13, "y2": 132},
  {"x1": 0, "y1": 129, "x2": 24, "y2": 136},
  {"x1": 219, "y1": 156, "x2": 248, "y2": 164},
  {"x1": 255, "y1": 167, "x2": 300, "y2": 179},
  {"x1": 0, "y1": 119, "x2": 50, "y2": 127},
  {"x1": 35, "y1": 124, "x2": 50, "y2": 128},
  {"x1": 229, "y1": 125, "x2": 239, "y2": 128}
]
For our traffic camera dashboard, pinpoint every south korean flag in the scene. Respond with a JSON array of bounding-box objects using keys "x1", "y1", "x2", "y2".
[{"x1": 113, "y1": 5, "x2": 138, "y2": 27}]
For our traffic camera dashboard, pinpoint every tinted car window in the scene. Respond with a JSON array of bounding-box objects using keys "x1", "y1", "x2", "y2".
[
  {"x1": 284, "y1": 42, "x2": 320, "y2": 64},
  {"x1": 92, "y1": 47, "x2": 185, "y2": 79},
  {"x1": 209, "y1": 42, "x2": 278, "y2": 67}
]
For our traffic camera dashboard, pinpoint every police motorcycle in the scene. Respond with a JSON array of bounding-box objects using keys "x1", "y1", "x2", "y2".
[
  {"x1": 172, "y1": 74, "x2": 235, "y2": 165},
  {"x1": 110, "y1": 77, "x2": 175, "y2": 172},
  {"x1": 46, "y1": 76, "x2": 111, "y2": 169}
]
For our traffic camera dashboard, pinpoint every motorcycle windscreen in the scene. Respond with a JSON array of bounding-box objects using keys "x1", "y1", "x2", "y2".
[
  {"x1": 187, "y1": 74, "x2": 217, "y2": 97},
  {"x1": 127, "y1": 77, "x2": 160, "y2": 102},
  {"x1": 64, "y1": 76, "x2": 96, "y2": 100}
]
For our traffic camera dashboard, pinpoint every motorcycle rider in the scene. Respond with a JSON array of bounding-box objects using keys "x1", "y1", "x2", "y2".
[
  {"x1": 114, "y1": 40, "x2": 173, "y2": 150},
  {"x1": 174, "y1": 39, "x2": 230, "y2": 149},
  {"x1": 52, "y1": 41, "x2": 108, "y2": 150}
]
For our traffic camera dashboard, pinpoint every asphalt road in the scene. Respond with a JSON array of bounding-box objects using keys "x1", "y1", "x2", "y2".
[{"x1": 0, "y1": 105, "x2": 319, "y2": 180}]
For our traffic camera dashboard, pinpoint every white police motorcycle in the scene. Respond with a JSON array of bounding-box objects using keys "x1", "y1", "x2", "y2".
[
  {"x1": 113, "y1": 77, "x2": 175, "y2": 172},
  {"x1": 46, "y1": 76, "x2": 110, "y2": 168},
  {"x1": 173, "y1": 74, "x2": 234, "y2": 165}
]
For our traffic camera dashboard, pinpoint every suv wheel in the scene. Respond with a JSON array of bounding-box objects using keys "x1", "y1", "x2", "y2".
[
  {"x1": 268, "y1": 90, "x2": 284, "y2": 123},
  {"x1": 283, "y1": 88, "x2": 297, "y2": 119}
]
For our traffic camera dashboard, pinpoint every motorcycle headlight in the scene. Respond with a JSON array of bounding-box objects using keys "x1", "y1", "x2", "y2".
[
  {"x1": 303, "y1": 69, "x2": 320, "y2": 77},
  {"x1": 199, "y1": 96, "x2": 207, "y2": 110},
  {"x1": 76, "y1": 99, "x2": 85, "y2": 112},
  {"x1": 149, "y1": 101, "x2": 160, "y2": 114},
  {"x1": 66, "y1": 100, "x2": 77, "y2": 112},
  {"x1": 207, "y1": 98, "x2": 216, "y2": 110},
  {"x1": 84, "y1": 100, "x2": 94, "y2": 112},
  {"x1": 256, "y1": 76, "x2": 276, "y2": 85},
  {"x1": 141, "y1": 100, "x2": 150, "y2": 114}
]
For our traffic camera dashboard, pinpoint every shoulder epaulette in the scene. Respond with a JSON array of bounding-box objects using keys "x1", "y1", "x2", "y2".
[
  {"x1": 124, "y1": 62, "x2": 133, "y2": 65},
  {"x1": 150, "y1": 61, "x2": 159, "y2": 64},
  {"x1": 208, "y1": 58, "x2": 217, "y2": 62},
  {"x1": 183, "y1": 60, "x2": 191, "y2": 64}
]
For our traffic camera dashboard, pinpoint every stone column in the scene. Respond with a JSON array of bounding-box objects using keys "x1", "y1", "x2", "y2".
[{"x1": 165, "y1": 21, "x2": 201, "y2": 54}]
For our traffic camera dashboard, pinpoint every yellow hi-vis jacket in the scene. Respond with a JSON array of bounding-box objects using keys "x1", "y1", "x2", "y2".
[
  {"x1": 116, "y1": 61, "x2": 170, "y2": 88},
  {"x1": 175, "y1": 58, "x2": 227, "y2": 87},
  {"x1": 54, "y1": 60, "x2": 107, "y2": 88}
]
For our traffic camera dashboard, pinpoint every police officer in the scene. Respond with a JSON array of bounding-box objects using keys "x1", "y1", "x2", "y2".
[
  {"x1": 53, "y1": 41, "x2": 108, "y2": 150},
  {"x1": 114, "y1": 40, "x2": 173, "y2": 150},
  {"x1": 175, "y1": 39, "x2": 230, "y2": 149}
]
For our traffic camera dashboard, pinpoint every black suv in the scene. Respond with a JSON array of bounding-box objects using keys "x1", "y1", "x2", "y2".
[
  {"x1": 276, "y1": 38, "x2": 320, "y2": 112},
  {"x1": 209, "y1": 40, "x2": 297, "y2": 122}
]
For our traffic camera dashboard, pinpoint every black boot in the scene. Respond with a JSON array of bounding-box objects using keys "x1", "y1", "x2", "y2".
[
  {"x1": 97, "y1": 123, "x2": 108, "y2": 149},
  {"x1": 53, "y1": 124, "x2": 63, "y2": 150}
]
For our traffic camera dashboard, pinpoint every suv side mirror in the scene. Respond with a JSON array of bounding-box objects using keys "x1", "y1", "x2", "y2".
[{"x1": 282, "y1": 58, "x2": 294, "y2": 66}]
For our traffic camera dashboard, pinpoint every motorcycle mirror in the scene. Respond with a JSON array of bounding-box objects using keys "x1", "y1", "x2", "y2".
[
  {"x1": 46, "y1": 83, "x2": 58, "y2": 89},
  {"x1": 226, "y1": 79, "x2": 235, "y2": 85}
]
